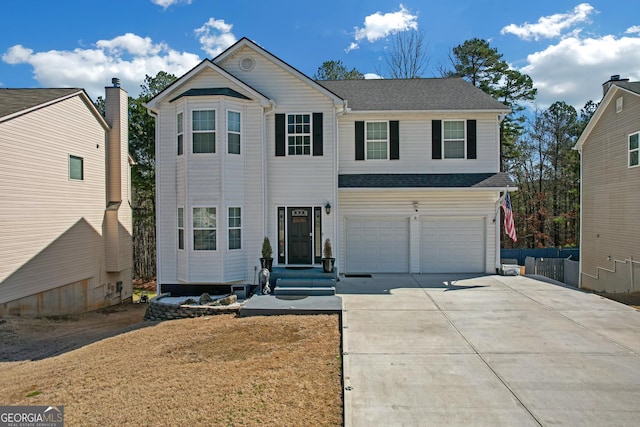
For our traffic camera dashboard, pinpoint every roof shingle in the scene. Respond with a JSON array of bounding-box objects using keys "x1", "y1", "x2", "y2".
[
  {"x1": 0, "y1": 88, "x2": 82, "y2": 119},
  {"x1": 339, "y1": 173, "x2": 514, "y2": 189},
  {"x1": 317, "y1": 78, "x2": 509, "y2": 111}
]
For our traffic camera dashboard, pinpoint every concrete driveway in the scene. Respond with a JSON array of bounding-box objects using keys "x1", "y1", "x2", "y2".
[{"x1": 337, "y1": 274, "x2": 640, "y2": 426}]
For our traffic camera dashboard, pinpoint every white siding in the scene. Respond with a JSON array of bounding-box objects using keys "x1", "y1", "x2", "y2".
[
  {"x1": 155, "y1": 70, "x2": 268, "y2": 284},
  {"x1": 338, "y1": 113, "x2": 500, "y2": 174},
  {"x1": 339, "y1": 190, "x2": 499, "y2": 274}
]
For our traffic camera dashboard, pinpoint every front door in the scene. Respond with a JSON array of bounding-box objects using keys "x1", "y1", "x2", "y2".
[{"x1": 288, "y1": 207, "x2": 313, "y2": 264}]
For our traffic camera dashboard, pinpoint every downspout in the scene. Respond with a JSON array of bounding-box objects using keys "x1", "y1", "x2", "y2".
[
  {"x1": 263, "y1": 100, "x2": 277, "y2": 255},
  {"x1": 147, "y1": 108, "x2": 161, "y2": 297},
  {"x1": 577, "y1": 146, "x2": 583, "y2": 289},
  {"x1": 335, "y1": 100, "x2": 347, "y2": 275}
]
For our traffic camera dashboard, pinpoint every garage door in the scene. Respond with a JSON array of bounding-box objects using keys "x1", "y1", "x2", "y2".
[
  {"x1": 346, "y1": 218, "x2": 409, "y2": 273},
  {"x1": 421, "y1": 217, "x2": 485, "y2": 273}
]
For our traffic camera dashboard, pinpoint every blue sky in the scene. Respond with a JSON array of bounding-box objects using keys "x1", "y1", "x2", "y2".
[{"x1": 1, "y1": 1, "x2": 639, "y2": 110}]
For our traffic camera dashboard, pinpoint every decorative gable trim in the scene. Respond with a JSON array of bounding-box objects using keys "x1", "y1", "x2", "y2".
[
  {"x1": 145, "y1": 59, "x2": 271, "y2": 111},
  {"x1": 214, "y1": 38, "x2": 345, "y2": 108}
]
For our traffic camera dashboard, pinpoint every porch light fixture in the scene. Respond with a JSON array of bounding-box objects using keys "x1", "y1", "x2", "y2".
[
  {"x1": 324, "y1": 202, "x2": 332, "y2": 215},
  {"x1": 413, "y1": 201, "x2": 419, "y2": 212}
]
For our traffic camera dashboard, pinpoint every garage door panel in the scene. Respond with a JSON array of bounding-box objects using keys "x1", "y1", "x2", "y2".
[
  {"x1": 422, "y1": 217, "x2": 485, "y2": 273},
  {"x1": 346, "y1": 218, "x2": 409, "y2": 273}
]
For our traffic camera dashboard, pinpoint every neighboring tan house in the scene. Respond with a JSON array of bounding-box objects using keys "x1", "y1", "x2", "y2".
[
  {"x1": 574, "y1": 75, "x2": 640, "y2": 293},
  {"x1": 146, "y1": 38, "x2": 512, "y2": 295},
  {"x1": 0, "y1": 81, "x2": 133, "y2": 316}
]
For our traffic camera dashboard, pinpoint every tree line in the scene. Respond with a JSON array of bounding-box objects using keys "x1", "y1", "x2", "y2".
[{"x1": 113, "y1": 34, "x2": 593, "y2": 280}]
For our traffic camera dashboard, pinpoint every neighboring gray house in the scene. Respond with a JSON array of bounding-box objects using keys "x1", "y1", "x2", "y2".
[
  {"x1": 0, "y1": 82, "x2": 133, "y2": 316},
  {"x1": 574, "y1": 75, "x2": 640, "y2": 293},
  {"x1": 146, "y1": 38, "x2": 511, "y2": 294}
]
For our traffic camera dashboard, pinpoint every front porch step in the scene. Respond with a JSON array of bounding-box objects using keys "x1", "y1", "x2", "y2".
[
  {"x1": 275, "y1": 277, "x2": 337, "y2": 288},
  {"x1": 273, "y1": 286, "x2": 336, "y2": 296}
]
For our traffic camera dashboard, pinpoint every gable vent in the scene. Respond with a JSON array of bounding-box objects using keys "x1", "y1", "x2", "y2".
[{"x1": 239, "y1": 56, "x2": 255, "y2": 72}]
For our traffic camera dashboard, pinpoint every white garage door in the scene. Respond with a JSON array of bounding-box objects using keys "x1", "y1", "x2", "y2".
[
  {"x1": 346, "y1": 218, "x2": 410, "y2": 273},
  {"x1": 421, "y1": 217, "x2": 485, "y2": 273}
]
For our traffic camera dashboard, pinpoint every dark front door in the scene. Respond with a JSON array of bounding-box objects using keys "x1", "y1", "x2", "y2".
[{"x1": 288, "y1": 207, "x2": 313, "y2": 264}]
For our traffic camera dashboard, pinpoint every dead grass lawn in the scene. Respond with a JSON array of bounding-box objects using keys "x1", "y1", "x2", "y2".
[{"x1": 0, "y1": 312, "x2": 342, "y2": 426}]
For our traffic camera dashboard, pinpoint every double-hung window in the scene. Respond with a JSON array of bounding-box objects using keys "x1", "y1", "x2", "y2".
[
  {"x1": 177, "y1": 207, "x2": 184, "y2": 250},
  {"x1": 192, "y1": 110, "x2": 216, "y2": 153},
  {"x1": 366, "y1": 121, "x2": 388, "y2": 160},
  {"x1": 69, "y1": 155, "x2": 83, "y2": 180},
  {"x1": 630, "y1": 132, "x2": 639, "y2": 168},
  {"x1": 177, "y1": 112, "x2": 184, "y2": 155},
  {"x1": 228, "y1": 207, "x2": 241, "y2": 250},
  {"x1": 287, "y1": 114, "x2": 311, "y2": 155},
  {"x1": 228, "y1": 111, "x2": 241, "y2": 154},
  {"x1": 443, "y1": 120, "x2": 465, "y2": 159},
  {"x1": 193, "y1": 207, "x2": 216, "y2": 250}
]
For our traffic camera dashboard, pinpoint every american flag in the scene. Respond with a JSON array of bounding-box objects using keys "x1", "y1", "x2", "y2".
[{"x1": 501, "y1": 190, "x2": 517, "y2": 242}]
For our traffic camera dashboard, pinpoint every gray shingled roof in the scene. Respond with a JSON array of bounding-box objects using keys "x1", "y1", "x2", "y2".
[
  {"x1": 0, "y1": 88, "x2": 82, "y2": 119},
  {"x1": 317, "y1": 78, "x2": 509, "y2": 111},
  {"x1": 339, "y1": 173, "x2": 514, "y2": 188},
  {"x1": 169, "y1": 87, "x2": 251, "y2": 102},
  {"x1": 614, "y1": 81, "x2": 640, "y2": 95}
]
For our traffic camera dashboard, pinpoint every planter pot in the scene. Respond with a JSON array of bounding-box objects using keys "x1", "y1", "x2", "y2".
[
  {"x1": 322, "y1": 258, "x2": 335, "y2": 273},
  {"x1": 260, "y1": 258, "x2": 273, "y2": 272}
]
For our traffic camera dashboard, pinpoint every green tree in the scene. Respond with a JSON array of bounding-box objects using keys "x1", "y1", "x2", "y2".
[
  {"x1": 447, "y1": 38, "x2": 536, "y2": 170},
  {"x1": 130, "y1": 72, "x2": 177, "y2": 279},
  {"x1": 314, "y1": 60, "x2": 364, "y2": 80}
]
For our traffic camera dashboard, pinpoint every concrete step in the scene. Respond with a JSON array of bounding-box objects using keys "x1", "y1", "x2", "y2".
[
  {"x1": 275, "y1": 277, "x2": 337, "y2": 288},
  {"x1": 273, "y1": 286, "x2": 336, "y2": 296}
]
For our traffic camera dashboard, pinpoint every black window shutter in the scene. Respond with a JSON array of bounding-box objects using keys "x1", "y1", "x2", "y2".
[
  {"x1": 313, "y1": 113, "x2": 323, "y2": 156},
  {"x1": 467, "y1": 120, "x2": 477, "y2": 159},
  {"x1": 432, "y1": 120, "x2": 442, "y2": 159},
  {"x1": 275, "y1": 114, "x2": 285, "y2": 156},
  {"x1": 355, "y1": 121, "x2": 365, "y2": 161},
  {"x1": 390, "y1": 121, "x2": 400, "y2": 160}
]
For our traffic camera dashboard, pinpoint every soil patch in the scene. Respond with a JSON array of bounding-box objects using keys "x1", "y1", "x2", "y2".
[
  {"x1": 597, "y1": 291, "x2": 640, "y2": 309},
  {"x1": 0, "y1": 304, "x2": 342, "y2": 426}
]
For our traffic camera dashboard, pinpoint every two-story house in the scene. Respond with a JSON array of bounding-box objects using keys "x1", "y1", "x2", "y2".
[
  {"x1": 146, "y1": 38, "x2": 511, "y2": 295},
  {"x1": 0, "y1": 81, "x2": 133, "y2": 316},
  {"x1": 574, "y1": 75, "x2": 640, "y2": 293}
]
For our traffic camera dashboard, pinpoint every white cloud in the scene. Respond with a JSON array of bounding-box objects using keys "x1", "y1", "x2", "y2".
[
  {"x1": 501, "y1": 3, "x2": 595, "y2": 41},
  {"x1": 346, "y1": 4, "x2": 418, "y2": 52},
  {"x1": 151, "y1": 0, "x2": 192, "y2": 10},
  {"x1": 195, "y1": 18, "x2": 237, "y2": 57},
  {"x1": 521, "y1": 34, "x2": 640, "y2": 109},
  {"x1": 1, "y1": 34, "x2": 201, "y2": 99},
  {"x1": 364, "y1": 73, "x2": 383, "y2": 79},
  {"x1": 626, "y1": 26, "x2": 640, "y2": 35}
]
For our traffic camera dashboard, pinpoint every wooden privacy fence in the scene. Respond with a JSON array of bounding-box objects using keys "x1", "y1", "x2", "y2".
[{"x1": 524, "y1": 256, "x2": 579, "y2": 287}]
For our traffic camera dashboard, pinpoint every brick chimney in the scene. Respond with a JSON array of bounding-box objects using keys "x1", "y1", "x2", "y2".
[{"x1": 603, "y1": 75, "x2": 629, "y2": 96}]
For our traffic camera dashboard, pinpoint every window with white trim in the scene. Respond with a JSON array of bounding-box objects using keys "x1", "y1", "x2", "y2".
[
  {"x1": 366, "y1": 121, "x2": 388, "y2": 160},
  {"x1": 177, "y1": 112, "x2": 184, "y2": 155},
  {"x1": 177, "y1": 207, "x2": 184, "y2": 250},
  {"x1": 193, "y1": 207, "x2": 216, "y2": 250},
  {"x1": 630, "y1": 132, "x2": 639, "y2": 168},
  {"x1": 228, "y1": 207, "x2": 241, "y2": 250},
  {"x1": 443, "y1": 120, "x2": 465, "y2": 159},
  {"x1": 69, "y1": 155, "x2": 83, "y2": 180},
  {"x1": 228, "y1": 111, "x2": 241, "y2": 154},
  {"x1": 287, "y1": 114, "x2": 311, "y2": 155},
  {"x1": 192, "y1": 110, "x2": 216, "y2": 153}
]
